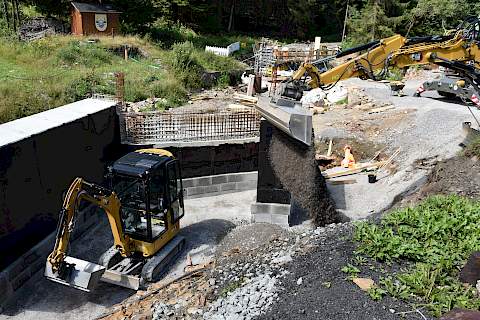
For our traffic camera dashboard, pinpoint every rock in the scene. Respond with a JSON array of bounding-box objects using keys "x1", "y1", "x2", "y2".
[
  {"x1": 352, "y1": 278, "x2": 375, "y2": 291},
  {"x1": 271, "y1": 254, "x2": 293, "y2": 265},
  {"x1": 296, "y1": 277, "x2": 303, "y2": 285},
  {"x1": 459, "y1": 251, "x2": 480, "y2": 285},
  {"x1": 440, "y1": 308, "x2": 480, "y2": 320}
]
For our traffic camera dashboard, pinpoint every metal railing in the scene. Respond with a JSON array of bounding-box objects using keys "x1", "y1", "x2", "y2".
[{"x1": 118, "y1": 106, "x2": 261, "y2": 145}]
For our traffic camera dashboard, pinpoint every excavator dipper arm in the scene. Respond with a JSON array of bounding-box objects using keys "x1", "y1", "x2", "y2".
[{"x1": 45, "y1": 177, "x2": 130, "y2": 291}]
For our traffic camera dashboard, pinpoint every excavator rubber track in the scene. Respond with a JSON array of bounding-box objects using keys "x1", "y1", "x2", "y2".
[{"x1": 97, "y1": 236, "x2": 186, "y2": 290}]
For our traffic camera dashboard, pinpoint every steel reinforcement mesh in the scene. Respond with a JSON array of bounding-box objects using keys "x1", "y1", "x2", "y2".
[{"x1": 118, "y1": 107, "x2": 261, "y2": 145}]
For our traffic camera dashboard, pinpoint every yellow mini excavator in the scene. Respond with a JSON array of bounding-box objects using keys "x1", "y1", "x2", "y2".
[
  {"x1": 45, "y1": 149, "x2": 185, "y2": 292},
  {"x1": 256, "y1": 17, "x2": 480, "y2": 146}
]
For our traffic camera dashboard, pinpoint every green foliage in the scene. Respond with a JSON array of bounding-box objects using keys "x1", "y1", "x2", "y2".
[
  {"x1": 408, "y1": 0, "x2": 470, "y2": 35},
  {"x1": 345, "y1": 0, "x2": 397, "y2": 46},
  {"x1": 56, "y1": 41, "x2": 112, "y2": 67},
  {"x1": 367, "y1": 287, "x2": 387, "y2": 301},
  {"x1": 169, "y1": 40, "x2": 203, "y2": 89},
  {"x1": 386, "y1": 67, "x2": 404, "y2": 81},
  {"x1": 353, "y1": 195, "x2": 480, "y2": 316},
  {"x1": 341, "y1": 264, "x2": 360, "y2": 277}
]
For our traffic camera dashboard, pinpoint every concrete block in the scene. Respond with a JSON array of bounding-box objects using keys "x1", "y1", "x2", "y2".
[
  {"x1": 182, "y1": 178, "x2": 196, "y2": 188},
  {"x1": 251, "y1": 202, "x2": 290, "y2": 215},
  {"x1": 271, "y1": 214, "x2": 290, "y2": 227},
  {"x1": 23, "y1": 252, "x2": 40, "y2": 265},
  {"x1": 0, "y1": 273, "x2": 13, "y2": 305},
  {"x1": 236, "y1": 180, "x2": 257, "y2": 191},
  {"x1": 228, "y1": 172, "x2": 257, "y2": 183},
  {"x1": 204, "y1": 185, "x2": 221, "y2": 194},
  {"x1": 6, "y1": 259, "x2": 28, "y2": 282},
  {"x1": 251, "y1": 213, "x2": 272, "y2": 224},
  {"x1": 195, "y1": 176, "x2": 213, "y2": 187},
  {"x1": 212, "y1": 174, "x2": 229, "y2": 185},
  {"x1": 10, "y1": 267, "x2": 31, "y2": 291},
  {"x1": 31, "y1": 259, "x2": 45, "y2": 274},
  {"x1": 220, "y1": 182, "x2": 237, "y2": 192},
  {"x1": 185, "y1": 186, "x2": 204, "y2": 196}
]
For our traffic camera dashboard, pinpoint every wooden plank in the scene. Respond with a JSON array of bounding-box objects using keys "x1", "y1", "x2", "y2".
[
  {"x1": 322, "y1": 161, "x2": 387, "y2": 179},
  {"x1": 368, "y1": 106, "x2": 395, "y2": 114},
  {"x1": 327, "y1": 179, "x2": 357, "y2": 185},
  {"x1": 234, "y1": 93, "x2": 258, "y2": 103}
]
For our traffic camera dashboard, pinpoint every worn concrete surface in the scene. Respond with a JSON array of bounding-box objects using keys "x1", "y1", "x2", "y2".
[
  {"x1": 320, "y1": 78, "x2": 474, "y2": 220},
  {"x1": 0, "y1": 190, "x2": 255, "y2": 320}
]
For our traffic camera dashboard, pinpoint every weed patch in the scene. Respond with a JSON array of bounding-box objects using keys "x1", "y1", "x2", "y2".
[{"x1": 353, "y1": 195, "x2": 480, "y2": 316}]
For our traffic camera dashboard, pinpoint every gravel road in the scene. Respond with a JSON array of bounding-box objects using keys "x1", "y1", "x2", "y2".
[{"x1": 321, "y1": 76, "x2": 475, "y2": 220}]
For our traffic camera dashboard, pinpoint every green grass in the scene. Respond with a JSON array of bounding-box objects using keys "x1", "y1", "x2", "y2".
[
  {"x1": 0, "y1": 34, "x2": 246, "y2": 123},
  {"x1": 353, "y1": 195, "x2": 480, "y2": 317}
]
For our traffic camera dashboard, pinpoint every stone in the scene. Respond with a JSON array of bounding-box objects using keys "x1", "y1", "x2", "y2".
[
  {"x1": 440, "y1": 308, "x2": 480, "y2": 320},
  {"x1": 296, "y1": 277, "x2": 303, "y2": 285},
  {"x1": 459, "y1": 252, "x2": 480, "y2": 285}
]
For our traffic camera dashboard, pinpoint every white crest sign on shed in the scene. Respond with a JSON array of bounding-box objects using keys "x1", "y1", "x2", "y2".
[{"x1": 95, "y1": 14, "x2": 107, "y2": 31}]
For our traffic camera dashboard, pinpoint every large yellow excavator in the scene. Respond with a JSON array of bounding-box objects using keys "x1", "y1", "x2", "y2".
[
  {"x1": 256, "y1": 17, "x2": 480, "y2": 145},
  {"x1": 45, "y1": 149, "x2": 185, "y2": 292}
]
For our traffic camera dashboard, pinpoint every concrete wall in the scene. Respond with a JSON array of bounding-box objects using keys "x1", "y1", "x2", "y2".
[
  {"x1": 164, "y1": 142, "x2": 259, "y2": 179},
  {"x1": 0, "y1": 102, "x2": 124, "y2": 271},
  {"x1": 183, "y1": 171, "x2": 257, "y2": 198}
]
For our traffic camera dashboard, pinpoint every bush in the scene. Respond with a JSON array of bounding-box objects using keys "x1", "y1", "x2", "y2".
[
  {"x1": 57, "y1": 41, "x2": 112, "y2": 67},
  {"x1": 151, "y1": 77, "x2": 187, "y2": 106},
  {"x1": 169, "y1": 41, "x2": 203, "y2": 89}
]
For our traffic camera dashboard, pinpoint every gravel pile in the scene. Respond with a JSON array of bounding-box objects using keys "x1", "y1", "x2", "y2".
[
  {"x1": 203, "y1": 274, "x2": 281, "y2": 320},
  {"x1": 268, "y1": 129, "x2": 338, "y2": 226}
]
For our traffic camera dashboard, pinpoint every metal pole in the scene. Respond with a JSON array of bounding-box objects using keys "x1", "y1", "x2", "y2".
[{"x1": 342, "y1": 0, "x2": 349, "y2": 41}]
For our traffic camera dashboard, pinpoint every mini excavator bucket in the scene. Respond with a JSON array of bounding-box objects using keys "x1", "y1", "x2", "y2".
[
  {"x1": 255, "y1": 96, "x2": 313, "y2": 146},
  {"x1": 45, "y1": 256, "x2": 106, "y2": 292}
]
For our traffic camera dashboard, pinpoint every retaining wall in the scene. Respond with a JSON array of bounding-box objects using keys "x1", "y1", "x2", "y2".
[{"x1": 0, "y1": 99, "x2": 123, "y2": 271}]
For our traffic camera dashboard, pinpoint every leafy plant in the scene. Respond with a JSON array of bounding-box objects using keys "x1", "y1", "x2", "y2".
[
  {"x1": 341, "y1": 264, "x2": 360, "y2": 277},
  {"x1": 353, "y1": 195, "x2": 480, "y2": 316},
  {"x1": 367, "y1": 287, "x2": 387, "y2": 301}
]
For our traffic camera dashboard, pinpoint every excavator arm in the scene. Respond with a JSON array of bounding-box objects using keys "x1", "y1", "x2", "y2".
[
  {"x1": 259, "y1": 18, "x2": 480, "y2": 146},
  {"x1": 45, "y1": 177, "x2": 134, "y2": 291}
]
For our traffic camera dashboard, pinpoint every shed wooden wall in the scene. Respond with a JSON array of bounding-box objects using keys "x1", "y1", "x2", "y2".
[
  {"x1": 71, "y1": 8, "x2": 83, "y2": 35},
  {"x1": 81, "y1": 12, "x2": 120, "y2": 36},
  {"x1": 70, "y1": 9, "x2": 120, "y2": 36}
]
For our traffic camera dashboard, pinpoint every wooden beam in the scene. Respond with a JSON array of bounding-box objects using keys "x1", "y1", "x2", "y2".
[{"x1": 322, "y1": 161, "x2": 387, "y2": 179}]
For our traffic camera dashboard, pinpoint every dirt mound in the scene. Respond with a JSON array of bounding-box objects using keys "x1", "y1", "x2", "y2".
[
  {"x1": 268, "y1": 130, "x2": 338, "y2": 226},
  {"x1": 402, "y1": 155, "x2": 480, "y2": 206}
]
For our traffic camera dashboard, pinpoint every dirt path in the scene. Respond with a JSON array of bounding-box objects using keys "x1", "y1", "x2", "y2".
[{"x1": 317, "y1": 77, "x2": 474, "y2": 220}]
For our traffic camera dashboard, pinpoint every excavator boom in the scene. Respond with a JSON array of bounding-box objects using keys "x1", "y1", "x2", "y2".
[
  {"x1": 45, "y1": 178, "x2": 126, "y2": 291},
  {"x1": 257, "y1": 17, "x2": 480, "y2": 145}
]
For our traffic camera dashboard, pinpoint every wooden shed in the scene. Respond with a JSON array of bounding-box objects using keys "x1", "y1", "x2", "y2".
[{"x1": 71, "y1": 2, "x2": 121, "y2": 36}]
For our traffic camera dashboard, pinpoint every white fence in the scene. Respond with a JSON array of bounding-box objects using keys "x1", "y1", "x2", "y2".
[{"x1": 205, "y1": 42, "x2": 240, "y2": 57}]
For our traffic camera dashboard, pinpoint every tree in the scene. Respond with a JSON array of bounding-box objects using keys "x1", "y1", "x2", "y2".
[{"x1": 407, "y1": 0, "x2": 470, "y2": 36}]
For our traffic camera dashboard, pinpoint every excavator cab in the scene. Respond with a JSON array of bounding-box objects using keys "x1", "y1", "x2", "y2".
[{"x1": 107, "y1": 150, "x2": 185, "y2": 243}]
